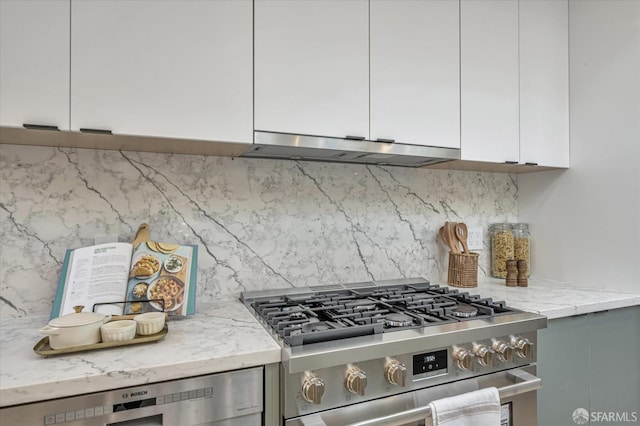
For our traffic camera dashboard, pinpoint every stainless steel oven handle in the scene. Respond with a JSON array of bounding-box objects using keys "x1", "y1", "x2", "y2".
[
  {"x1": 344, "y1": 368, "x2": 541, "y2": 426},
  {"x1": 497, "y1": 368, "x2": 541, "y2": 399}
]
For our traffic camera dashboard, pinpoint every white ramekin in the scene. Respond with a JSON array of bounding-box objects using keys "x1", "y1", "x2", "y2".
[
  {"x1": 100, "y1": 320, "x2": 137, "y2": 342},
  {"x1": 133, "y1": 312, "x2": 166, "y2": 335}
]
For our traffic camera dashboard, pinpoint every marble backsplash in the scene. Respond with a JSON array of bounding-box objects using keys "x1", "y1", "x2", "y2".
[{"x1": 0, "y1": 144, "x2": 517, "y2": 318}]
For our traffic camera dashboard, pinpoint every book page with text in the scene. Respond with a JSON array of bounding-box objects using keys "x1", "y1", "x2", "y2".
[{"x1": 59, "y1": 242, "x2": 133, "y2": 316}]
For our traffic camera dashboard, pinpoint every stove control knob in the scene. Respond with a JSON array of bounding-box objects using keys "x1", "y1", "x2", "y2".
[
  {"x1": 301, "y1": 374, "x2": 325, "y2": 404},
  {"x1": 492, "y1": 340, "x2": 514, "y2": 363},
  {"x1": 345, "y1": 366, "x2": 368, "y2": 396},
  {"x1": 453, "y1": 347, "x2": 475, "y2": 371},
  {"x1": 384, "y1": 359, "x2": 407, "y2": 387},
  {"x1": 473, "y1": 344, "x2": 494, "y2": 367},
  {"x1": 511, "y1": 336, "x2": 534, "y2": 359}
]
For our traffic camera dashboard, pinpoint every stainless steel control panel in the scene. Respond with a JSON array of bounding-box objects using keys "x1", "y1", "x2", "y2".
[{"x1": 282, "y1": 331, "x2": 537, "y2": 419}]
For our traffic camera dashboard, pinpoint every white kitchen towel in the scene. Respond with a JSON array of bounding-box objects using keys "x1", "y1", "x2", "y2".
[{"x1": 428, "y1": 387, "x2": 501, "y2": 426}]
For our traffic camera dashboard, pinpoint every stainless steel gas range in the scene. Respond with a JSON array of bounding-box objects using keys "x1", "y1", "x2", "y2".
[{"x1": 241, "y1": 277, "x2": 547, "y2": 426}]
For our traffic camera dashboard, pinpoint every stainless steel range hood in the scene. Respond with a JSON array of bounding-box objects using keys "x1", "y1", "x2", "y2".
[{"x1": 241, "y1": 131, "x2": 460, "y2": 167}]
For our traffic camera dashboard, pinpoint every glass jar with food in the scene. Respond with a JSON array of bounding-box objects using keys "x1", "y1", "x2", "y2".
[
  {"x1": 491, "y1": 223, "x2": 514, "y2": 278},
  {"x1": 512, "y1": 223, "x2": 531, "y2": 277}
]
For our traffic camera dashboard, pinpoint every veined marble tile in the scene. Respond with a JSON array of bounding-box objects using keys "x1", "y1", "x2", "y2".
[{"x1": 0, "y1": 144, "x2": 518, "y2": 318}]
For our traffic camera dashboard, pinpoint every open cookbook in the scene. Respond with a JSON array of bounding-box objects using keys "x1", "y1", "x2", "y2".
[{"x1": 51, "y1": 241, "x2": 197, "y2": 318}]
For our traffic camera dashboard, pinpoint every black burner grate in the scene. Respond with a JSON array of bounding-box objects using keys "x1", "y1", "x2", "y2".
[{"x1": 250, "y1": 282, "x2": 516, "y2": 346}]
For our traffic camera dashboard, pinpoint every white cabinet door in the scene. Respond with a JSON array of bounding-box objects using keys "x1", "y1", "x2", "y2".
[
  {"x1": 370, "y1": 0, "x2": 460, "y2": 149},
  {"x1": 519, "y1": 0, "x2": 569, "y2": 167},
  {"x1": 71, "y1": 0, "x2": 252, "y2": 143},
  {"x1": 0, "y1": 0, "x2": 70, "y2": 130},
  {"x1": 254, "y1": 0, "x2": 369, "y2": 139},
  {"x1": 460, "y1": 0, "x2": 519, "y2": 163}
]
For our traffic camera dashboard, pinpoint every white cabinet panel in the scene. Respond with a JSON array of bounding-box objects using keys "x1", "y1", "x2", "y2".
[
  {"x1": 520, "y1": 0, "x2": 570, "y2": 167},
  {"x1": 370, "y1": 0, "x2": 460, "y2": 149},
  {"x1": 0, "y1": 0, "x2": 70, "y2": 130},
  {"x1": 254, "y1": 0, "x2": 369, "y2": 139},
  {"x1": 71, "y1": 0, "x2": 252, "y2": 143},
  {"x1": 460, "y1": 0, "x2": 519, "y2": 163}
]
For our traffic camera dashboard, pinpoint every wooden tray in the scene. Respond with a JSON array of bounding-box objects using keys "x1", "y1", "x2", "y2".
[{"x1": 33, "y1": 324, "x2": 168, "y2": 358}]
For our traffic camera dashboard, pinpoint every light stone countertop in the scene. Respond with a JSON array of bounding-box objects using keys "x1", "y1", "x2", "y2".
[
  {"x1": 472, "y1": 278, "x2": 640, "y2": 319},
  {"x1": 0, "y1": 300, "x2": 280, "y2": 408},
  {"x1": 2, "y1": 280, "x2": 639, "y2": 409}
]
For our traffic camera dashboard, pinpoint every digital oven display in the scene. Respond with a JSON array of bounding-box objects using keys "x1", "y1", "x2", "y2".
[
  {"x1": 412, "y1": 349, "x2": 448, "y2": 379},
  {"x1": 113, "y1": 397, "x2": 157, "y2": 412}
]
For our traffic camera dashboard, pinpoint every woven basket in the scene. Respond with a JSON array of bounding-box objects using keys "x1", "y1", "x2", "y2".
[{"x1": 447, "y1": 252, "x2": 479, "y2": 288}]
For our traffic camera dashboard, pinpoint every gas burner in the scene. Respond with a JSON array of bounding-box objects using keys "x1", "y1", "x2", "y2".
[
  {"x1": 451, "y1": 305, "x2": 478, "y2": 318},
  {"x1": 383, "y1": 313, "x2": 414, "y2": 327},
  {"x1": 347, "y1": 299, "x2": 378, "y2": 311},
  {"x1": 245, "y1": 278, "x2": 520, "y2": 346},
  {"x1": 302, "y1": 321, "x2": 332, "y2": 333},
  {"x1": 288, "y1": 312, "x2": 307, "y2": 320}
]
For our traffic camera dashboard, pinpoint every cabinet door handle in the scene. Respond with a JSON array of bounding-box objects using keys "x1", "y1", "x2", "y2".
[
  {"x1": 23, "y1": 124, "x2": 60, "y2": 131},
  {"x1": 524, "y1": 162, "x2": 538, "y2": 166},
  {"x1": 376, "y1": 138, "x2": 395, "y2": 143},
  {"x1": 504, "y1": 161, "x2": 518, "y2": 164},
  {"x1": 79, "y1": 128, "x2": 113, "y2": 135},
  {"x1": 345, "y1": 135, "x2": 365, "y2": 141}
]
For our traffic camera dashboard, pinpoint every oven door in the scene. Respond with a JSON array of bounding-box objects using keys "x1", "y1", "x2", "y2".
[{"x1": 287, "y1": 366, "x2": 540, "y2": 426}]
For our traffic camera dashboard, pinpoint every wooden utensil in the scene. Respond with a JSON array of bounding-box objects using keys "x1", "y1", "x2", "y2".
[
  {"x1": 445, "y1": 222, "x2": 461, "y2": 254},
  {"x1": 455, "y1": 223, "x2": 470, "y2": 254},
  {"x1": 441, "y1": 223, "x2": 459, "y2": 254},
  {"x1": 438, "y1": 226, "x2": 450, "y2": 250},
  {"x1": 132, "y1": 223, "x2": 150, "y2": 247}
]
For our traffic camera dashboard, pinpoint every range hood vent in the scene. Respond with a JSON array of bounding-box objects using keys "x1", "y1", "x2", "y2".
[{"x1": 241, "y1": 131, "x2": 460, "y2": 167}]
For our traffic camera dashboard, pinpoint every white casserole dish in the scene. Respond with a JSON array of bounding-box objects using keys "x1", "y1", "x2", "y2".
[{"x1": 40, "y1": 307, "x2": 112, "y2": 349}]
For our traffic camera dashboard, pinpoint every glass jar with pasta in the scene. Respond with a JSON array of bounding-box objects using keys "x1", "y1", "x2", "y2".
[
  {"x1": 491, "y1": 223, "x2": 514, "y2": 278},
  {"x1": 512, "y1": 223, "x2": 531, "y2": 277}
]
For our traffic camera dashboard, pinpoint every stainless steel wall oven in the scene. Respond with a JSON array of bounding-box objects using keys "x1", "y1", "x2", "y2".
[{"x1": 242, "y1": 278, "x2": 546, "y2": 426}]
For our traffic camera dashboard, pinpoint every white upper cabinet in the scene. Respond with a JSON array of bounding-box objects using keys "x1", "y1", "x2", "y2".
[
  {"x1": 370, "y1": 0, "x2": 460, "y2": 149},
  {"x1": 460, "y1": 0, "x2": 520, "y2": 163},
  {"x1": 254, "y1": 0, "x2": 369, "y2": 139},
  {"x1": 0, "y1": 0, "x2": 70, "y2": 130},
  {"x1": 1, "y1": 0, "x2": 569, "y2": 169},
  {"x1": 70, "y1": 0, "x2": 253, "y2": 143},
  {"x1": 519, "y1": 0, "x2": 569, "y2": 167},
  {"x1": 460, "y1": 0, "x2": 569, "y2": 168}
]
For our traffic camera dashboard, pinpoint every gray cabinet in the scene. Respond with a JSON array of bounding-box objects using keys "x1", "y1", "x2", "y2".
[
  {"x1": 588, "y1": 308, "x2": 640, "y2": 416},
  {"x1": 537, "y1": 314, "x2": 590, "y2": 425},
  {"x1": 537, "y1": 307, "x2": 640, "y2": 425}
]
